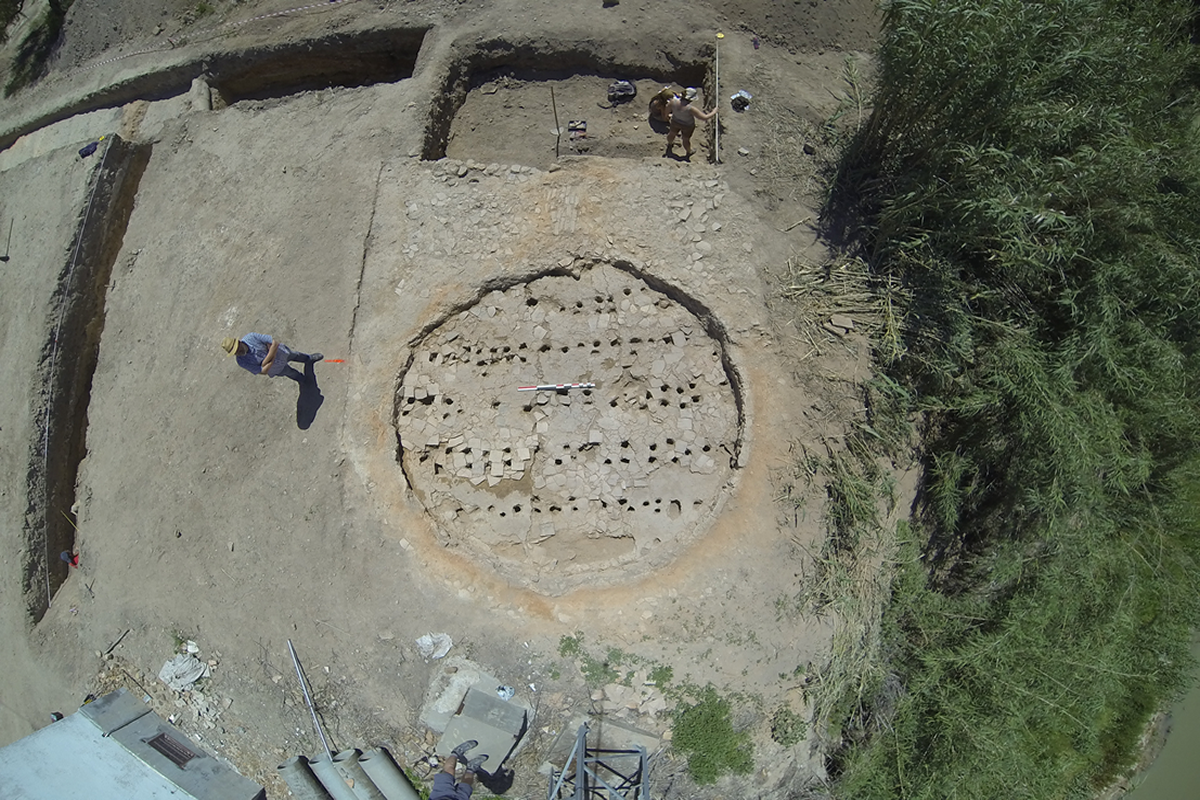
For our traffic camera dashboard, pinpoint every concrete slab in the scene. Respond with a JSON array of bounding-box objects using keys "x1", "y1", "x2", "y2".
[
  {"x1": 418, "y1": 657, "x2": 501, "y2": 734},
  {"x1": 437, "y1": 685, "x2": 528, "y2": 770}
]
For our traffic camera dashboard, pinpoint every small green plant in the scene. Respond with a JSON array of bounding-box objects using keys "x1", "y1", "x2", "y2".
[
  {"x1": 558, "y1": 633, "x2": 584, "y2": 658},
  {"x1": 671, "y1": 686, "x2": 754, "y2": 785},
  {"x1": 649, "y1": 664, "x2": 673, "y2": 686},
  {"x1": 579, "y1": 653, "x2": 618, "y2": 688},
  {"x1": 403, "y1": 767, "x2": 431, "y2": 800},
  {"x1": 558, "y1": 635, "x2": 630, "y2": 687},
  {"x1": 548, "y1": 666, "x2": 561, "y2": 681},
  {"x1": 770, "y1": 706, "x2": 807, "y2": 746},
  {"x1": 194, "y1": 0, "x2": 214, "y2": 17}
]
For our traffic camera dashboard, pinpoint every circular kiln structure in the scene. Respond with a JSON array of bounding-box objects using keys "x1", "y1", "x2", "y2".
[{"x1": 394, "y1": 263, "x2": 743, "y2": 591}]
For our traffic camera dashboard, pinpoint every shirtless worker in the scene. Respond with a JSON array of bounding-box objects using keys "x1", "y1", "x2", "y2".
[{"x1": 664, "y1": 87, "x2": 718, "y2": 160}]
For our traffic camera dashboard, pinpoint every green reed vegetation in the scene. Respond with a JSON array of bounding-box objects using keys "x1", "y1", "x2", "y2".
[
  {"x1": 4, "y1": 0, "x2": 73, "y2": 97},
  {"x1": 0, "y1": 0, "x2": 23, "y2": 44},
  {"x1": 820, "y1": 0, "x2": 1200, "y2": 796}
]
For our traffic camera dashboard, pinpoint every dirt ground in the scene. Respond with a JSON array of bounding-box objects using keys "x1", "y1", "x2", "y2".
[{"x1": 0, "y1": 1, "x2": 885, "y2": 798}]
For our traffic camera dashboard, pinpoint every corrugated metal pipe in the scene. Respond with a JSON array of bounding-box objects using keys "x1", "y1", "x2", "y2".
[
  {"x1": 277, "y1": 756, "x2": 334, "y2": 800},
  {"x1": 358, "y1": 748, "x2": 421, "y2": 800}
]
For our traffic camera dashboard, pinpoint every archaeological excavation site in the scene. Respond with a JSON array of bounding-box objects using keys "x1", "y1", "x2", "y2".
[{"x1": 0, "y1": 0, "x2": 883, "y2": 797}]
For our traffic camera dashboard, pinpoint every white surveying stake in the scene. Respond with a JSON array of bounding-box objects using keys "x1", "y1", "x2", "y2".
[
  {"x1": 518, "y1": 382, "x2": 595, "y2": 392},
  {"x1": 714, "y1": 32, "x2": 724, "y2": 163}
]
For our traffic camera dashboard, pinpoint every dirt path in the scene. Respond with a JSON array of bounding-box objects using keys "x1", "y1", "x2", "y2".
[{"x1": 0, "y1": 1, "x2": 881, "y2": 798}]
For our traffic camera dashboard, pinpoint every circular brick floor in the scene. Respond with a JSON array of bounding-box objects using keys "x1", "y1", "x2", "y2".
[{"x1": 394, "y1": 262, "x2": 742, "y2": 591}]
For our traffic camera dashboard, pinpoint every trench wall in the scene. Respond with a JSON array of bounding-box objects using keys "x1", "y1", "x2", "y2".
[
  {"x1": 0, "y1": 27, "x2": 429, "y2": 151},
  {"x1": 23, "y1": 135, "x2": 151, "y2": 622}
]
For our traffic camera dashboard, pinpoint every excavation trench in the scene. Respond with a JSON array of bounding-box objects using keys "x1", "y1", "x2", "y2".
[
  {"x1": 422, "y1": 39, "x2": 714, "y2": 166},
  {"x1": 0, "y1": 27, "x2": 428, "y2": 151},
  {"x1": 392, "y1": 259, "x2": 744, "y2": 595},
  {"x1": 209, "y1": 27, "x2": 427, "y2": 104},
  {"x1": 24, "y1": 135, "x2": 151, "y2": 622}
]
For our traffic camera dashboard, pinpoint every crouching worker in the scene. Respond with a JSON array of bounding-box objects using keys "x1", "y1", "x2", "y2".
[
  {"x1": 221, "y1": 333, "x2": 322, "y2": 383},
  {"x1": 432, "y1": 740, "x2": 488, "y2": 800}
]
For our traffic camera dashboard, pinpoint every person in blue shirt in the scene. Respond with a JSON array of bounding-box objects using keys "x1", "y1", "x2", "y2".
[{"x1": 221, "y1": 333, "x2": 322, "y2": 382}]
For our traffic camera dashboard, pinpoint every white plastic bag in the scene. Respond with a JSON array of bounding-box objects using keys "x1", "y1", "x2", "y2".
[{"x1": 415, "y1": 633, "x2": 453, "y2": 660}]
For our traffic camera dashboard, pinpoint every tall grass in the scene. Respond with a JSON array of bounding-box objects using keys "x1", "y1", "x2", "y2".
[
  {"x1": 1, "y1": 0, "x2": 24, "y2": 45},
  {"x1": 820, "y1": 0, "x2": 1200, "y2": 795}
]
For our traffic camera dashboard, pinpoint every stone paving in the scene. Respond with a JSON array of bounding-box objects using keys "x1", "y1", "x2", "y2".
[{"x1": 352, "y1": 152, "x2": 771, "y2": 596}]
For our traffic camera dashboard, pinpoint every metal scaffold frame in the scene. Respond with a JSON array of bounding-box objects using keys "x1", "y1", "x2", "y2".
[{"x1": 548, "y1": 723, "x2": 651, "y2": 800}]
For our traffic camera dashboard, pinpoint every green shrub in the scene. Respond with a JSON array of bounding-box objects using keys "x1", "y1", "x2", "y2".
[
  {"x1": 671, "y1": 686, "x2": 754, "y2": 785},
  {"x1": 770, "y1": 706, "x2": 807, "y2": 747}
]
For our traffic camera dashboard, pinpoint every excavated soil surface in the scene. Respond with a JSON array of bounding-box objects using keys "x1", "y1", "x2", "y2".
[{"x1": 0, "y1": 1, "x2": 885, "y2": 798}]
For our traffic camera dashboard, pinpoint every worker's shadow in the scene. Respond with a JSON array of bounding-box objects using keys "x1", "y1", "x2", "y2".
[
  {"x1": 477, "y1": 767, "x2": 514, "y2": 795},
  {"x1": 295, "y1": 362, "x2": 324, "y2": 430}
]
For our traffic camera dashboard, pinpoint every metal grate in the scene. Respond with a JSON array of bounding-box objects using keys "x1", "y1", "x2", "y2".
[{"x1": 146, "y1": 732, "x2": 198, "y2": 768}]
